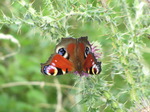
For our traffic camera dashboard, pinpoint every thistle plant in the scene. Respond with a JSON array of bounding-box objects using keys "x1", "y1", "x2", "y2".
[{"x1": 0, "y1": 0, "x2": 150, "y2": 112}]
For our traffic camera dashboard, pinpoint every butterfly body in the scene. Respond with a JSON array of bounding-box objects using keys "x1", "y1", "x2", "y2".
[{"x1": 41, "y1": 37, "x2": 101, "y2": 76}]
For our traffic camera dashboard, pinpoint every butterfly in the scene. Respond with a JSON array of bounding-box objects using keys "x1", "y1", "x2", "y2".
[{"x1": 41, "y1": 37, "x2": 102, "y2": 76}]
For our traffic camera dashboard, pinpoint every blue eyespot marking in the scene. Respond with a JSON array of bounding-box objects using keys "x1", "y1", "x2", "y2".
[{"x1": 58, "y1": 48, "x2": 66, "y2": 56}]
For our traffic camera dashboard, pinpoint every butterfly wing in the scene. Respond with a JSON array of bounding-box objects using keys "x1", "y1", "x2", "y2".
[
  {"x1": 83, "y1": 53, "x2": 101, "y2": 75},
  {"x1": 41, "y1": 54, "x2": 74, "y2": 76}
]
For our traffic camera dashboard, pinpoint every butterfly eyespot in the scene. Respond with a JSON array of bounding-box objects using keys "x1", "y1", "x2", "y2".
[
  {"x1": 43, "y1": 65, "x2": 49, "y2": 75},
  {"x1": 58, "y1": 48, "x2": 66, "y2": 56},
  {"x1": 92, "y1": 63, "x2": 101, "y2": 74},
  {"x1": 43, "y1": 65, "x2": 58, "y2": 76},
  {"x1": 85, "y1": 46, "x2": 91, "y2": 58},
  {"x1": 56, "y1": 47, "x2": 69, "y2": 59}
]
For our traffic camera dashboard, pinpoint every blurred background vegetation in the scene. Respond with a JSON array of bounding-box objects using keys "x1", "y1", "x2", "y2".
[{"x1": 0, "y1": 0, "x2": 150, "y2": 112}]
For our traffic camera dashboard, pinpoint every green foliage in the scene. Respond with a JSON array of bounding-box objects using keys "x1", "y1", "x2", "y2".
[{"x1": 0, "y1": 0, "x2": 150, "y2": 112}]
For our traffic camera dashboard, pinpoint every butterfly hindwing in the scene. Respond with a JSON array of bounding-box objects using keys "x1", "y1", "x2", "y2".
[{"x1": 41, "y1": 54, "x2": 74, "y2": 76}]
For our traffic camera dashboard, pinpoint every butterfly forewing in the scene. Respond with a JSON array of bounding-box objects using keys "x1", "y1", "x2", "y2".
[
  {"x1": 41, "y1": 54, "x2": 74, "y2": 76},
  {"x1": 83, "y1": 53, "x2": 101, "y2": 75}
]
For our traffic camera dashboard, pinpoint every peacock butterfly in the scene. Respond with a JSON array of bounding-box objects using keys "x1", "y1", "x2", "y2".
[{"x1": 41, "y1": 37, "x2": 101, "y2": 76}]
